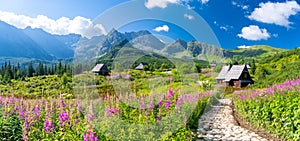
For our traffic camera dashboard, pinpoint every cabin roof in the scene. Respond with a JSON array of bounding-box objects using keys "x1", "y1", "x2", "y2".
[
  {"x1": 224, "y1": 65, "x2": 246, "y2": 81},
  {"x1": 216, "y1": 66, "x2": 230, "y2": 80},
  {"x1": 92, "y1": 64, "x2": 105, "y2": 72},
  {"x1": 135, "y1": 63, "x2": 146, "y2": 70}
]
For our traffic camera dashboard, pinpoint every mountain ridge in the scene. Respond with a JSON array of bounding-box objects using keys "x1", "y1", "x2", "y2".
[{"x1": 0, "y1": 22, "x2": 291, "y2": 63}]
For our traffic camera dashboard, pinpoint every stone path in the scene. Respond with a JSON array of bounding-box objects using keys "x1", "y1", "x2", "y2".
[{"x1": 197, "y1": 99, "x2": 269, "y2": 141}]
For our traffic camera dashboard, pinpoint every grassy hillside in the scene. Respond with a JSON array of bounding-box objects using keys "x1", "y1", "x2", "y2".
[
  {"x1": 253, "y1": 48, "x2": 300, "y2": 88},
  {"x1": 229, "y1": 45, "x2": 285, "y2": 59},
  {"x1": 97, "y1": 39, "x2": 209, "y2": 71}
]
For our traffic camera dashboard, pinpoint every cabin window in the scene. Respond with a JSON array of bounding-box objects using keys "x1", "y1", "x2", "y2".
[{"x1": 244, "y1": 73, "x2": 248, "y2": 78}]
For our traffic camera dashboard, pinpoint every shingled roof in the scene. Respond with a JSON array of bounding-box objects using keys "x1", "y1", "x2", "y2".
[
  {"x1": 216, "y1": 66, "x2": 230, "y2": 80},
  {"x1": 225, "y1": 65, "x2": 246, "y2": 82},
  {"x1": 92, "y1": 64, "x2": 110, "y2": 73},
  {"x1": 92, "y1": 64, "x2": 104, "y2": 72},
  {"x1": 135, "y1": 63, "x2": 147, "y2": 70}
]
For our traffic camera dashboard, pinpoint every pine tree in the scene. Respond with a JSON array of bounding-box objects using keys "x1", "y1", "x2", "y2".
[{"x1": 28, "y1": 61, "x2": 35, "y2": 77}]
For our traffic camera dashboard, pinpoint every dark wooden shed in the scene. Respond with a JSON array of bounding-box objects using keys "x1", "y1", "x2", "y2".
[
  {"x1": 92, "y1": 64, "x2": 110, "y2": 76},
  {"x1": 216, "y1": 64, "x2": 254, "y2": 88}
]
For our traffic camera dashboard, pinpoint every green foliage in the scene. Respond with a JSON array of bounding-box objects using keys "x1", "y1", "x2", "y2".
[
  {"x1": 234, "y1": 79, "x2": 300, "y2": 140},
  {"x1": 0, "y1": 114, "x2": 23, "y2": 141},
  {"x1": 0, "y1": 75, "x2": 73, "y2": 98},
  {"x1": 228, "y1": 45, "x2": 285, "y2": 59},
  {"x1": 253, "y1": 48, "x2": 300, "y2": 88}
]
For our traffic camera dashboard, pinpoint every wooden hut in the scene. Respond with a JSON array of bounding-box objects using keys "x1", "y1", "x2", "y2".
[
  {"x1": 216, "y1": 64, "x2": 254, "y2": 88},
  {"x1": 92, "y1": 64, "x2": 110, "y2": 76},
  {"x1": 135, "y1": 63, "x2": 146, "y2": 70}
]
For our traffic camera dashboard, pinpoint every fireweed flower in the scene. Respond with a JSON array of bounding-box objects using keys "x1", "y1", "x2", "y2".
[
  {"x1": 59, "y1": 111, "x2": 69, "y2": 123},
  {"x1": 167, "y1": 90, "x2": 174, "y2": 99},
  {"x1": 25, "y1": 117, "x2": 30, "y2": 131},
  {"x1": 44, "y1": 120, "x2": 54, "y2": 133},
  {"x1": 140, "y1": 102, "x2": 146, "y2": 109},
  {"x1": 176, "y1": 98, "x2": 182, "y2": 108},
  {"x1": 34, "y1": 105, "x2": 41, "y2": 119},
  {"x1": 106, "y1": 108, "x2": 118, "y2": 116},
  {"x1": 157, "y1": 99, "x2": 163, "y2": 107},
  {"x1": 88, "y1": 131, "x2": 98, "y2": 141},
  {"x1": 148, "y1": 102, "x2": 154, "y2": 109},
  {"x1": 19, "y1": 108, "x2": 25, "y2": 120},
  {"x1": 165, "y1": 101, "x2": 172, "y2": 108},
  {"x1": 83, "y1": 133, "x2": 88, "y2": 141}
]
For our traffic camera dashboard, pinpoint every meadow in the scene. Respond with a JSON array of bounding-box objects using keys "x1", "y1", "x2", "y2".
[
  {"x1": 0, "y1": 68, "x2": 215, "y2": 141},
  {"x1": 233, "y1": 78, "x2": 300, "y2": 140}
]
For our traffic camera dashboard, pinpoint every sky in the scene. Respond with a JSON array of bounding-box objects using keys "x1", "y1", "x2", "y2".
[{"x1": 0, "y1": 0, "x2": 299, "y2": 50}]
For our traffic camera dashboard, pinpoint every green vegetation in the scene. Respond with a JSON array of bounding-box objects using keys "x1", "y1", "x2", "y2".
[
  {"x1": 252, "y1": 48, "x2": 300, "y2": 88},
  {"x1": 229, "y1": 45, "x2": 285, "y2": 59},
  {"x1": 233, "y1": 78, "x2": 300, "y2": 140}
]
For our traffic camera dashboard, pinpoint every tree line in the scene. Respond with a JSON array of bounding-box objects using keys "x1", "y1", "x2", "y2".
[{"x1": 0, "y1": 61, "x2": 73, "y2": 84}]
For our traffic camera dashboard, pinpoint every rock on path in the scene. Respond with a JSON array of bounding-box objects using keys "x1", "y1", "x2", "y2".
[{"x1": 197, "y1": 99, "x2": 269, "y2": 141}]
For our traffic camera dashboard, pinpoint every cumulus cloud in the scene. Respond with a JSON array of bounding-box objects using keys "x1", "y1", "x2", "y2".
[
  {"x1": 184, "y1": 14, "x2": 194, "y2": 20},
  {"x1": 0, "y1": 11, "x2": 106, "y2": 38},
  {"x1": 238, "y1": 25, "x2": 270, "y2": 41},
  {"x1": 237, "y1": 45, "x2": 251, "y2": 49},
  {"x1": 153, "y1": 25, "x2": 170, "y2": 32},
  {"x1": 145, "y1": 0, "x2": 179, "y2": 9},
  {"x1": 248, "y1": 1, "x2": 300, "y2": 27}
]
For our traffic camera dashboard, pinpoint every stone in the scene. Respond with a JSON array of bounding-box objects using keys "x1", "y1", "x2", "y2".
[{"x1": 197, "y1": 98, "x2": 268, "y2": 141}]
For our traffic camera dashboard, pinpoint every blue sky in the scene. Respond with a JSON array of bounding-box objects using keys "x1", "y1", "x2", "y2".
[{"x1": 0, "y1": 0, "x2": 299, "y2": 50}]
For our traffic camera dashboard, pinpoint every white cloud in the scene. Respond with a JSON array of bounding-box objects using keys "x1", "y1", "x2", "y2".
[
  {"x1": 242, "y1": 5, "x2": 249, "y2": 10},
  {"x1": 248, "y1": 1, "x2": 300, "y2": 27},
  {"x1": 145, "y1": 0, "x2": 179, "y2": 9},
  {"x1": 237, "y1": 45, "x2": 251, "y2": 49},
  {"x1": 220, "y1": 26, "x2": 228, "y2": 31},
  {"x1": 0, "y1": 11, "x2": 106, "y2": 38},
  {"x1": 201, "y1": 0, "x2": 209, "y2": 4},
  {"x1": 237, "y1": 25, "x2": 270, "y2": 41},
  {"x1": 214, "y1": 21, "x2": 233, "y2": 31},
  {"x1": 153, "y1": 25, "x2": 170, "y2": 32},
  {"x1": 184, "y1": 14, "x2": 194, "y2": 20},
  {"x1": 232, "y1": 1, "x2": 249, "y2": 10},
  {"x1": 232, "y1": 1, "x2": 237, "y2": 6}
]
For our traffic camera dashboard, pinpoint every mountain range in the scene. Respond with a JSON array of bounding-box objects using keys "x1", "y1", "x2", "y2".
[
  {"x1": 0, "y1": 20, "x2": 286, "y2": 64},
  {"x1": 0, "y1": 21, "x2": 80, "y2": 60}
]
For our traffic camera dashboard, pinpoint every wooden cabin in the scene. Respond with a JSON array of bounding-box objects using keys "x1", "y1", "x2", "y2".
[
  {"x1": 216, "y1": 64, "x2": 254, "y2": 88},
  {"x1": 135, "y1": 63, "x2": 147, "y2": 70},
  {"x1": 92, "y1": 64, "x2": 110, "y2": 76}
]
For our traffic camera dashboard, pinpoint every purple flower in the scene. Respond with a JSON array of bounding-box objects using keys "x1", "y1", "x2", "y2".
[
  {"x1": 165, "y1": 101, "x2": 172, "y2": 108},
  {"x1": 44, "y1": 120, "x2": 54, "y2": 133},
  {"x1": 106, "y1": 108, "x2": 118, "y2": 116},
  {"x1": 167, "y1": 90, "x2": 174, "y2": 99},
  {"x1": 83, "y1": 131, "x2": 98, "y2": 141},
  {"x1": 156, "y1": 117, "x2": 162, "y2": 121},
  {"x1": 59, "y1": 111, "x2": 69, "y2": 123},
  {"x1": 19, "y1": 108, "x2": 24, "y2": 120},
  {"x1": 140, "y1": 102, "x2": 146, "y2": 109},
  {"x1": 158, "y1": 99, "x2": 163, "y2": 107},
  {"x1": 148, "y1": 102, "x2": 154, "y2": 109},
  {"x1": 176, "y1": 98, "x2": 182, "y2": 108},
  {"x1": 238, "y1": 95, "x2": 247, "y2": 100},
  {"x1": 34, "y1": 105, "x2": 41, "y2": 119},
  {"x1": 25, "y1": 118, "x2": 30, "y2": 131},
  {"x1": 83, "y1": 133, "x2": 88, "y2": 141},
  {"x1": 123, "y1": 74, "x2": 131, "y2": 79}
]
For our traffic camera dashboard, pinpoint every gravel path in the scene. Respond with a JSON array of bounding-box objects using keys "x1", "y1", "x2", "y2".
[{"x1": 197, "y1": 99, "x2": 269, "y2": 141}]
